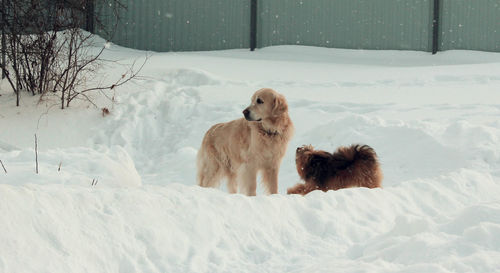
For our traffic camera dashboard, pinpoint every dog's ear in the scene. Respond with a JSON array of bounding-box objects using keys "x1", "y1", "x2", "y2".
[{"x1": 272, "y1": 94, "x2": 288, "y2": 116}]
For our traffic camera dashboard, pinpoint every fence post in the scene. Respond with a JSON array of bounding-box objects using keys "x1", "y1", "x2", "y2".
[
  {"x1": 250, "y1": 0, "x2": 257, "y2": 51},
  {"x1": 85, "y1": 0, "x2": 95, "y2": 33},
  {"x1": 1, "y1": 0, "x2": 6, "y2": 79},
  {"x1": 432, "y1": 0, "x2": 440, "y2": 54}
]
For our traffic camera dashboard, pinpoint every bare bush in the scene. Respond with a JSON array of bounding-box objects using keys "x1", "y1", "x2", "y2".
[{"x1": 0, "y1": 0, "x2": 141, "y2": 109}]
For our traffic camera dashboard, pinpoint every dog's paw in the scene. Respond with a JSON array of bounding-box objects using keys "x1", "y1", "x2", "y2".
[{"x1": 287, "y1": 183, "x2": 309, "y2": 195}]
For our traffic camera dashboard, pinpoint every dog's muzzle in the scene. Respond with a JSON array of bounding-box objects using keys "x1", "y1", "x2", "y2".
[
  {"x1": 243, "y1": 108, "x2": 251, "y2": 120},
  {"x1": 243, "y1": 108, "x2": 261, "y2": 121}
]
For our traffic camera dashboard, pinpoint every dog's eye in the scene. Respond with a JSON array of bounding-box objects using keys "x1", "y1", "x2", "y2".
[{"x1": 256, "y1": 98, "x2": 263, "y2": 104}]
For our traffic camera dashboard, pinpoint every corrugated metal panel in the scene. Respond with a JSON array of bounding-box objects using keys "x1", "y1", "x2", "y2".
[
  {"x1": 96, "y1": 0, "x2": 251, "y2": 52},
  {"x1": 258, "y1": 0, "x2": 433, "y2": 51},
  {"x1": 94, "y1": 0, "x2": 499, "y2": 53},
  {"x1": 440, "y1": 0, "x2": 500, "y2": 52}
]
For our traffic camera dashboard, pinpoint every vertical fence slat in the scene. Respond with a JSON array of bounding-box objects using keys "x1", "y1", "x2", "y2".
[
  {"x1": 432, "y1": 0, "x2": 440, "y2": 54},
  {"x1": 250, "y1": 0, "x2": 257, "y2": 51},
  {"x1": 85, "y1": 0, "x2": 95, "y2": 33},
  {"x1": 1, "y1": 0, "x2": 6, "y2": 79}
]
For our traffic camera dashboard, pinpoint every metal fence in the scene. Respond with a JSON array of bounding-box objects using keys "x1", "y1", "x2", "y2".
[
  {"x1": 440, "y1": 0, "x2": 500, "y2": 52},
  {"x1": 258, "y1": 0, "x2": 434, "y2": 51},
  {"x1": 94, "y1": 0, "x2": 500, "y2": 53},
  {"x1": 95, "y1": 0, "x2": 251, "y2": 52}
]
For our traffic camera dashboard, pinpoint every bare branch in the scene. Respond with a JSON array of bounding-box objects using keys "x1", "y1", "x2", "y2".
[
  {"x1": 73, "y1": 56, "x2": 148, "y2": 96},
  {"x1": 34, "y1": 134, "x2": 39, "y2": 174},
  {"x1": 0, "y1": 160, "x2": 7, "y2": 174}
]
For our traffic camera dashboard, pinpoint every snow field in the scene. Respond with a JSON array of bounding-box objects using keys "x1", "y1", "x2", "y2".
[{"x1": 1, "y1": 44, "x2": 500, "y2": 272}]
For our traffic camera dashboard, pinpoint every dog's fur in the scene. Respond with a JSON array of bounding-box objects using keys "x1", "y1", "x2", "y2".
[
  {"x1": 287, "y1": 144, "x2": 382, "y2": 195},
  {"x1": 197, "y1": 88, "x2": 294, "y2": 196}
]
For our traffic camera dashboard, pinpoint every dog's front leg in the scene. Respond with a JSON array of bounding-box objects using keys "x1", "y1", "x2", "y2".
[
  {"x1": 262, "y1": 168, "x2": 279, "y2": 194},
  {"x1": 239, "y1": 165, "x2": 257, "y2": 196}
]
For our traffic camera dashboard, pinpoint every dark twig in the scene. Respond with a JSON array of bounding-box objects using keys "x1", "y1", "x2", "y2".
[
  {"x1": 35, "y1": 134, "x2": 39, "y2": 174},
  {"x1": 0, "y1": 160, "x2": 7, "y2": 174}
]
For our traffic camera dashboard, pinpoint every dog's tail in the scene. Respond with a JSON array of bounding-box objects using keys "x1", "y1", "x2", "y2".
[
  {"x1": 330, "y1": 144, "x2": 382, "y2": 188},
  {"x1": 331, "y1": 144, "x2": 379, "y2": 171}
]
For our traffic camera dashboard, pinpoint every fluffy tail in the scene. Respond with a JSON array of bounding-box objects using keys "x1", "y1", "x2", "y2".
[
  {"x1": 329, "y1": 144, "x2": 382, "y2": 189},
  {"x1": 331, "y1": 144, "x2": 378, "y2": 170}
]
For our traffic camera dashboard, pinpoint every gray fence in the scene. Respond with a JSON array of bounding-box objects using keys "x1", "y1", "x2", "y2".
[
  {"x1": 41, "y1": 0, "x2": 500, "y2": 53},
  {"x1": 96, "y1": 0, "x2": 251, "y2": 52},
  {"x1": 258, "y1": 0, "x2": 434, "y2": 51},
  {"x1": 440, "y1": 0, "x2": 500, "y2": 51},
  {"x1": 257, "y1": 0, "x2": 500, "y2": 53},
  {"x1": 95, "y1": 0, "x2": 500, "y2": 53}
]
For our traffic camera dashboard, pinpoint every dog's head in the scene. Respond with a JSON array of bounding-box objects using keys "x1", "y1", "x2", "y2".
[
  {"x1": 295, "y1": 145, "x2": 314, "y2": 178},
  {"x1": 296, "y1": 145, "x2": 331, "y2": 186},
  {"x1": 243, "y1": 88, "x2": 288, "y2": 122}
]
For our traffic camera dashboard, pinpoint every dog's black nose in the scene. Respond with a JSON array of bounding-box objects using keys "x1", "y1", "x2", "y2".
[{"x1": 243, "y1": 109, "x2": 249, "y2": 118}]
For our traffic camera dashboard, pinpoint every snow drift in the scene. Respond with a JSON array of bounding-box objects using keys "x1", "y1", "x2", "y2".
[{"x1": 1, "y1": 44, "x2": 500, "y2": 272}]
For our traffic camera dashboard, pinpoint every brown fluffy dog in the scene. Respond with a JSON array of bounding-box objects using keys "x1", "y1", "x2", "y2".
[
  {"x1": 197, "y1": 88, "x2": 294, "y2": 196},
  {"x1": 287, "y1": 144, "x2": 382, "y2": 195}
]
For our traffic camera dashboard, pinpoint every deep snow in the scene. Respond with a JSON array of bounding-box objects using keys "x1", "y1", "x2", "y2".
[{"x1": 1, "y1": 42, "x2": 500, "y2": 273}]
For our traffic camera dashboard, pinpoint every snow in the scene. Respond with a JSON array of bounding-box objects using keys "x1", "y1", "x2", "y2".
[{"x1": 1, "y1": 40, "x2": 500, "y2": 272}]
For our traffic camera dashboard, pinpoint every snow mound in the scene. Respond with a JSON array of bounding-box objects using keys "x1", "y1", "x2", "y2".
[
  {"x1": 1, "y1": 178, "x2": 500, "y2": 273},
  {"x1": 2, "y1": 146, "x2": 141, "y2": 187},
  {"x1": 163, "y1": 69, "x2": 222, "y2": 87}
]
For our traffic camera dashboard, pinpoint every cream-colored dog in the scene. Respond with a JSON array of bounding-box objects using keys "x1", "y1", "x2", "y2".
[{"x1": 197, "y1": 88, "x2": 294, "y2": 195}]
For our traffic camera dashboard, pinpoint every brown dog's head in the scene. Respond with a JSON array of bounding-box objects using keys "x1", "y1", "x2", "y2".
[
  {"x1": 295, "y1": 145, "x2": 314, "y2": 179},
  {"x1": 296, "y1": 145, "x2": 332, "y2": 186},
  {"x1": 243, "y1": 88, "x2": 288, "y2": 122}
]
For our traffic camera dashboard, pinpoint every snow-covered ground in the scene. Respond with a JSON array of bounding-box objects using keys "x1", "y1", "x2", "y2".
[{"x1": 1, "y1": 41, "x2": 500, "y2": 273}]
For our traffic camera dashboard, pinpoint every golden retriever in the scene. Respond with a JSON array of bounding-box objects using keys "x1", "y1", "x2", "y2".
[
  {"x1": 197, "y1": 88, "x2": 294, "y2": 195},
  {"x1": 287, "y1": 144, "x2": 383, "y2": 195}
]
